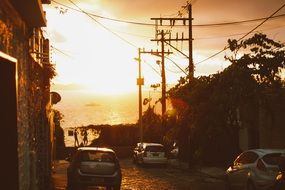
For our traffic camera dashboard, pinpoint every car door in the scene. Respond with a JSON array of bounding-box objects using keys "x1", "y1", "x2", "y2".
[{"x1": 228, "y1": 151, "x2": 258, "y2": 189}]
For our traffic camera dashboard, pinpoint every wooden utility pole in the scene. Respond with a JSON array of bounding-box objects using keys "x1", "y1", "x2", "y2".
[
  {"x1": 136, "y1": 48, "x2": 172, "y2": 133},
  {"x1": 136, "y1": 48, "x2": 144, "y2": 143},
  {"x1": 156, "y1": 30, "x2": 167, "y2": 116},
  {"x1": 188, "y1": 3, "x2": 193, "y2": 81},
  {"x1": 151, "y1": 2, "x2": 193, "y2": 82},
  {"x1": 150, "y1": 30, "x2": 172, "y2": 127}
]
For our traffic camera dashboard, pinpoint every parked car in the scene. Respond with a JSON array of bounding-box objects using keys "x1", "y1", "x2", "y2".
[
  {"x1": 132, "y1": 142, "x2": 168, "y2": 166},
  {"x1": 66, "y1": 147, "x2": 121, "y2": 190},
  {"x1": 225, "y1": 149, "x2": 285, "y2": 190}
]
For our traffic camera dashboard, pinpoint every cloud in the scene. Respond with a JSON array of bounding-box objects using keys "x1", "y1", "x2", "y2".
[{"x1": 51, "y1": 30, "x2": 66, "y2": 43}]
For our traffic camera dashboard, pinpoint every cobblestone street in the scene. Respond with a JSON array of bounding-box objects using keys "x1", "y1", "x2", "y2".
[{"x1": 52, "y1": 159, "x2": 225, "y2": 190}]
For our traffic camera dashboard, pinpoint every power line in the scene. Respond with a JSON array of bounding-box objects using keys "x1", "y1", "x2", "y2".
[
  {"x1": 165, "y1": 57, "x2": 188, "y2": 75},
  {"x1": 196, "y1": 3, "x2": 285, "y2": 65},
  {"x1": 52, "y1": 0, "x2": 153, "y2": 26},
  {"x1": 67, "y1": 0, "x2": 138, "y2": 48},
  {"x1": 143, "y1": 60, "x2": 161, "y2": 76},
  {"x1": 51, "y1": 46, "x2": 73, "y2": 58},
  {"x1": 52, "y1": 0, "x2": 285, "y2": 28},
  {"x1": 193, "y1": 14, "x2": 285, "y2": 27},
  {"x1": 195, "y1": 24, "x2": 285, "y2": 40}
]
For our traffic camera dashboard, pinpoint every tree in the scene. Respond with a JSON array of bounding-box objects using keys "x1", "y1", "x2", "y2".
[
  {"x1": 167, "y1": 33, "x2": 285, "y2": 166},
  {"x1": 141, "y1": 106, "x2": 162, "y2": 143},
  {"x1": 226, "y1": 33, "x2": 285, "y2": 87}
]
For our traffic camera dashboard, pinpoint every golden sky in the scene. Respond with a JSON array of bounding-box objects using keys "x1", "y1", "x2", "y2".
[{"x1": 43, "y1": 0, "x2": 285, "y2": 95}]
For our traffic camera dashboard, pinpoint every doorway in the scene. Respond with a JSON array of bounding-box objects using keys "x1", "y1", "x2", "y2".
[{"x1": 0, "y1": 51, "x2": 18, "y2": 189}]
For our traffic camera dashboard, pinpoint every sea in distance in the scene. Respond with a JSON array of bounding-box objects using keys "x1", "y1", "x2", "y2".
[{"x1": 53, "y1": 89, "x2": 163, "y2": 146}]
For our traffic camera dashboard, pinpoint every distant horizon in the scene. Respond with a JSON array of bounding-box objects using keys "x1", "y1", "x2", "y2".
[
  {"x1": 52, "y1": 89, "x2": 166, "y2": 146},
  {"x1": 51, "y1": 82, "x2": 176, "y2": 95}
]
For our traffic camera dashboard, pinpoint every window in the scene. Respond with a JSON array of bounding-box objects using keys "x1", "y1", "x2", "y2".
[
  {"x1": 80, "y1": 151, "x2": 115, "y2": 162},
  {"x1": 262, "y1": 153, "x2": 282, "y2": 165},
  {"x1": 145, "y1": 146, "x2": 165, "y2": 152},
  {"x1": 235, "y1": 151, "x2": 258, "y2": 165}
]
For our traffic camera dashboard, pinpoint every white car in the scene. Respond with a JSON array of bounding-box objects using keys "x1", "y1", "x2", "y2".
[
  {"x1": 133, "y1": 142, "x2": 168, "y2": 166},
  {"x1": 225, "y1": 149, "x2": 285, "y2": 190}
]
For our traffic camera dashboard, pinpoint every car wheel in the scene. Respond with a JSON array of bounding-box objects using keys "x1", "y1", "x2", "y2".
[{"x1": 247, "y1": 181, "x2": 256, "y2": 190}]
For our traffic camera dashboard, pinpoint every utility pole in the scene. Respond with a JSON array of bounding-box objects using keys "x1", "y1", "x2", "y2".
[
  {"x1": 188, "y1": 3, "x2": 193, "y2": 81},
  {"x1": 153, "y1": 30, "x2": 167, "y2": 117},
  {"x1": 151, "y1": 2, "x2": 194, "y2": 168},
  {"x1": 150, "y1": 30, "x2": 173, "y2": 127},
  {"x1": 136, "y1": 48, "x2": 144, "y2": 143},
  {"x1": 136, "y1": 48, "x2": 172, "y2": 137},
  {"x1": 151, "y1": 2, "x2": 194, "y2": 82}
]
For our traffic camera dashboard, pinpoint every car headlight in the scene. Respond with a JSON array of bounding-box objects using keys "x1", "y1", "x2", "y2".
[{"x1": 276, "y1": 172, "x2": 283, "y2": 181}]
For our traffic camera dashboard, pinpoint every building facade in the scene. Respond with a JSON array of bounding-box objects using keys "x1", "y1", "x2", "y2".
[
  {"x1": 0, "y1": 0, "x2": 55, "y2": 189},
  {"x1": 239, "y1": 89, "x2": 285, "y2": 151}
]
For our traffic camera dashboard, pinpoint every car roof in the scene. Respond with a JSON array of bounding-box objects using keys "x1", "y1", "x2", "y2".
[
  {"x1": 77, "y1": 147, "x2": 115, "y2": 153},
  {"x1": 138, "y1": 142, "x2": 164, "y2": 147},
  {"x1": 246, "y1": 149, "x2": 285, "y2": 156}
]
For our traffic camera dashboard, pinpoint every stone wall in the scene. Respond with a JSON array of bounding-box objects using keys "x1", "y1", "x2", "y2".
[
  {"x1": 0, "y1": 0, "x2": 52, "y2": 189},
  {"x1": 0, "y1": 1, "x2": 31, "y2": 189}
]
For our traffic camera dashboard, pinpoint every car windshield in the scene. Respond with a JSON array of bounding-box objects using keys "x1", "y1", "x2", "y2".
[
  {"x1": 80, "y1": 151, "x2": 115, "y2": 163},
  {"x1": 145, "y1": 145, "x2": 164, "y2": 152},
  {"x1": 262, "y1": 153, "x2": 283, "y2": 165}
]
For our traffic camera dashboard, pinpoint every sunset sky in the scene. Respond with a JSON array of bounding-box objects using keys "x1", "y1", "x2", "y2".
[{"x1": 43, "y1": 0, "x2": 285, "y2": 95}]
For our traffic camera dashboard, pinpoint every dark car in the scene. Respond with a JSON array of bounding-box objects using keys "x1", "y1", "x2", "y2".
[{"x1": 66, "y1": 147, "x2": 121, "y2": 190}]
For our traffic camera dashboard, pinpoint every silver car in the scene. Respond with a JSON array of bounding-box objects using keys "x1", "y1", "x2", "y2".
[
  {"x1": 133, "y1": 142, "x2": 168, "y2": 166},
  {"x1": 225, "y1": 149, "x2": 285, "y2": 190},
  {"x1": 66, "y1": 147, "x2": 121, "y2": 190}
]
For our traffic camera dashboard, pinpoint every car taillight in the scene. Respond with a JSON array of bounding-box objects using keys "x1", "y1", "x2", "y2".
[{"x1": 257, "y1": 159, "x2": 267, "y2": 171}]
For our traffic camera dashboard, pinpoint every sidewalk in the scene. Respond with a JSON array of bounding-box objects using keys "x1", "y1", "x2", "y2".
[
  {"x1": 52, "y1": 160, "x2": 69, "y2": 190},
  {"x1": 168, "y1": 159, "x2": 225, "y2": 182},
  {"x1": 196, "y1": 167, "x2": 226, "y2": 182}
]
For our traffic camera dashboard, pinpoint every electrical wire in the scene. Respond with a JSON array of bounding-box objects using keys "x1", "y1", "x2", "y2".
[
  {"x1": 67, "y1": 0, "x2": 138, "y2": 48},
  {"x1": 165, "y1": 66, "x2": 183, "y2": 74},
  {"x1": 142, "y1": 59, "x2": 161, "y2": 76},
  {"x1": 53, "y1": 0, "x2": 153, "y2": 26},
  {"x1": 51, "y1": 46, "x2": 73, "y2": 58},
  {"x1": 195, "y1": 3, "x2": 285, "y2": 65},
  {"x1": 51, "y1": 0, "x2": 285, "y2": 28},
  {"x1": 51, "y1": 1, "x2": 285, "y2": 78},
  {"x1": 165, "y1": 57, "x2": 188, "y2": 75},
  {"x1": 195, "y1": 24, "x2": 285, "y2": 40}
]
